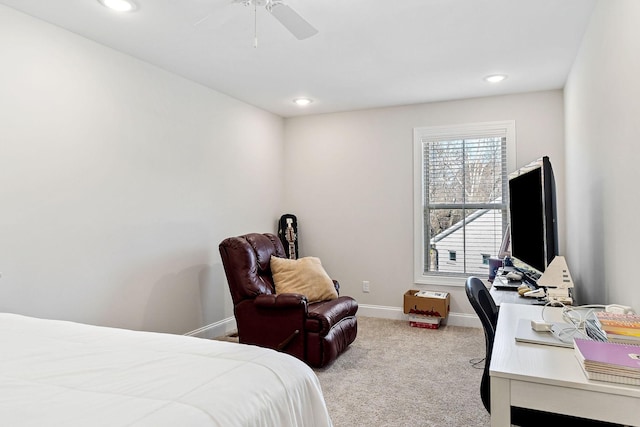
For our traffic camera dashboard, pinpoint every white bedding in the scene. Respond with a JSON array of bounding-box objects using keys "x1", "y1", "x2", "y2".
[{"x1": 0, "y1": 313, "x2": 333, "y2": 427}]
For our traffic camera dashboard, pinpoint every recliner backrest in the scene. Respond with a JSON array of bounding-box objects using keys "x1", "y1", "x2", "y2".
[{"x1": 219, "y1": 233, "x2": 286, "y2": 305}]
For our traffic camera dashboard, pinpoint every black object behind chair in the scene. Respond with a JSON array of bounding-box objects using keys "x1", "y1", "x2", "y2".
[{"x1": 465, "y1": 276, "x2": 621, "y2": 427}]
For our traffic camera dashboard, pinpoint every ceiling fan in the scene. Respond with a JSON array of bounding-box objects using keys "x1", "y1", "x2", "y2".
[
  {"x1": 239, "y1": 0, "x2": 318, "y2": 40},
  {"x1": 191, "y1": 0, "x2": 318, "y2": 43}
]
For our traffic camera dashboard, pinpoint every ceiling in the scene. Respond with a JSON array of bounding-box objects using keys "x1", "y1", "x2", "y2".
[{"x1": 0, "y1": 0, "x2": 596, "y2": 117}]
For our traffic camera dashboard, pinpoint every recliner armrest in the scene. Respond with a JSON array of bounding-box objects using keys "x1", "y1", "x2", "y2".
[{"x1": 254, "y1": 293, "x2": 308, "y2": 309}]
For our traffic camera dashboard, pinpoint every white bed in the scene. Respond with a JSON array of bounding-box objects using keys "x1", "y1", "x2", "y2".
[{"x1": 0, "y1": 313, "x2": 333, "y2": 427}]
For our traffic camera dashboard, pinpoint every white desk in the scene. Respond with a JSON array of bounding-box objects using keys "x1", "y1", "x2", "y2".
[
  {"x1": 489, "y1": 284, "x2": 540, "y2": 307},
  {"x1": 490, "y1": 303, "x2": 640, "y2": 426}
]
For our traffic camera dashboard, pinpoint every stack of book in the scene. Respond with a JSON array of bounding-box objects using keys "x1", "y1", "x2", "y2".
[
  {"x1": 574, "y1": 338, "x2": 640, "y2": 385},
  {"x1": 588, "y1": 311, "x2": 640, "y2": 345}
]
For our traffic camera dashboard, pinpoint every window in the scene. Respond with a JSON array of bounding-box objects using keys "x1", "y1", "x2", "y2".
[
  {"x1": 413, "y1": 121, "x2": 515, "y2": 286},
  {"x1": 481, "y1": 253, "x2": 491, "y2": 265}
]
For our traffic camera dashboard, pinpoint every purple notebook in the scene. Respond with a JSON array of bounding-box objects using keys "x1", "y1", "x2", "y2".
[{"x1": 574, "y1": 338, "x2": 640, "y2": 370}]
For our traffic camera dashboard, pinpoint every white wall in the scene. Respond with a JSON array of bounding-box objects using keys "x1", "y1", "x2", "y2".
[
  {"x1": 284, "y1": 91, "x2": 565, "y2": 317},
  {"x1": 9, "y1": 0, "x2": 635, "y2": 330},
  {"x1": 564, "y1": 0, "x2": 640, "y2": 308},
  {"x1": 0, "y1": 5, "x2": 284, "y2": 333}
]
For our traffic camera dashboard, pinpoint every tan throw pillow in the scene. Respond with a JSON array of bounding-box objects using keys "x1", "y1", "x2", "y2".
[{"x1": 270, "y1": 256, "x2": 338, "y2": 303}]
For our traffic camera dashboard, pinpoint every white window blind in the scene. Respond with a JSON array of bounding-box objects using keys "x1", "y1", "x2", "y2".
[{"x1": 413, "y1": 121, "x2": 514, "y2": 284}]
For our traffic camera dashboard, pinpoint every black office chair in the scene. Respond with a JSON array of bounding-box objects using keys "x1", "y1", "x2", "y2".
[{"x1": 465, "y1": 276, "x2": 622, "y2": 427}]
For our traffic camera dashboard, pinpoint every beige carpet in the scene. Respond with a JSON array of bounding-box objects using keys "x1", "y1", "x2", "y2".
[{"x1": 313, "y1": 316, "x2": 490, "y2": 427}]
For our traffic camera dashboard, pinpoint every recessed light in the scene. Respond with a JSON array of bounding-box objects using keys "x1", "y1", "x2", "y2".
[
  {"x1": 98, "y1": 0, "x2": 136, "y2": 12},
  {"x1": 484, "y1": 74, "x2": 507, "y2": 83},
  {"x1": 293, "y1": 98, "x2": 313, "y2": 106}
]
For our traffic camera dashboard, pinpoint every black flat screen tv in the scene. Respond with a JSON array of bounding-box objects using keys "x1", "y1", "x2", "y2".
[{"x1": 508, "y1": 156, "x2": 558, "y2": 275}]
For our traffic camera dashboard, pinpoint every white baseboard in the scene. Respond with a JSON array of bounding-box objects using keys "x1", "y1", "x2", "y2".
[
  {"x1": 184, "y1": 317, "x2": 237, "y2": 339},
  {"x1": 358, "y1": 304, "x2": 482, "y2": 329},
  {"x1": 187, "y1": 304, "x2": 481, "y2": 338}
]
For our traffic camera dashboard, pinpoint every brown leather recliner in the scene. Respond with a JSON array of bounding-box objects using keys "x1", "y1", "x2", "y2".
[{"x1": 219, "y1": 232, "x2": 358, "y2": 368}]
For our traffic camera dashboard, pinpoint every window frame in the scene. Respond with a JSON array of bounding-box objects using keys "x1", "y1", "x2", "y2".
[{"x1": 413, "y1": 121, "x2": 516, "y2": 286}]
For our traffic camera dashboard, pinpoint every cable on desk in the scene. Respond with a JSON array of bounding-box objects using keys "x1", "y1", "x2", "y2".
[
  {"x1": 541, "y1": 301, "x2": 606, "y2": 342},
  {"x1": 540, "y1": 302, "x2": 608, "y2": 343},
  {"x1": 562, "y1": 304, "x2": 607, "y2": 329},
  {"x1": 540, "y1": 302, "x2": 606, "y2": 325}
]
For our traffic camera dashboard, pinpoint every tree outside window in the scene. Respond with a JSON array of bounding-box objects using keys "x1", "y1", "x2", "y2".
[{"x1": 413, "y1": 121, "x2": 515, "y2": 284}]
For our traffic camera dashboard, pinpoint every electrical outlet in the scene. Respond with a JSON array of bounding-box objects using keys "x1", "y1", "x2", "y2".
[{"x1": 362, "y1": 281, "x2": 370, "y2": 293}]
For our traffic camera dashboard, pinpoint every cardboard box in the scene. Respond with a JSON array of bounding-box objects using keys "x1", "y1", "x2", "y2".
[
  {"x1": 408, "y1": 314, "x2": 441, "y2": 329},
  {"x1": 403, "y1": 290, "x2": 450, "y2": 319}
]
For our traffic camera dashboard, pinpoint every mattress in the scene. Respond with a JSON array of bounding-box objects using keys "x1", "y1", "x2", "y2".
[{"x1": 0, "y1": 313, "x2": 333, "y2": 427}]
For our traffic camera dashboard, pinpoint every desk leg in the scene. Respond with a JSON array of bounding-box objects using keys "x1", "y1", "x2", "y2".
[{"x1": 490, "y1": 376, "x2": 511, "y2": 427}]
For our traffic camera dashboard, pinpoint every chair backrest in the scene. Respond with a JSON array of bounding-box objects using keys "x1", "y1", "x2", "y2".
[
  {"x1": 466, "y1": 276, "x2": 498, "y2": 337},
  {"x1": 219, "y1": 233, "x2": 286, "y2": 306},
  {"x1": 465, "y1": 276, "x2": 499, "y2": 413}
]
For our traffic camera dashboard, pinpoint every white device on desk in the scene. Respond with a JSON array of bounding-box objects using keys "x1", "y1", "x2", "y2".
[
  {"x1": 514, "y1": 318, "x2": 588, "y2": 348},
  {"x1": 605, "y1": 304, "x2": 635, "y2": 314},
  {"x1": 492, "y1": 269, "x2": 524, "y2": 290},
  {"x1": 523, "y1": 288, "x2": 545, "y2": 298},
  {"x1": 505, "y1": 271, "x2": 523, "y2": 281},
  {"x1": 537, "y1": 256, "x2": 574, "y2": 304}
]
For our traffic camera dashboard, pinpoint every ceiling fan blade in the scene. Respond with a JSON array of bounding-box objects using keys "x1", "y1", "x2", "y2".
[{"x1": 269, "y1": 3, "x2": 318, "y2": 40}]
